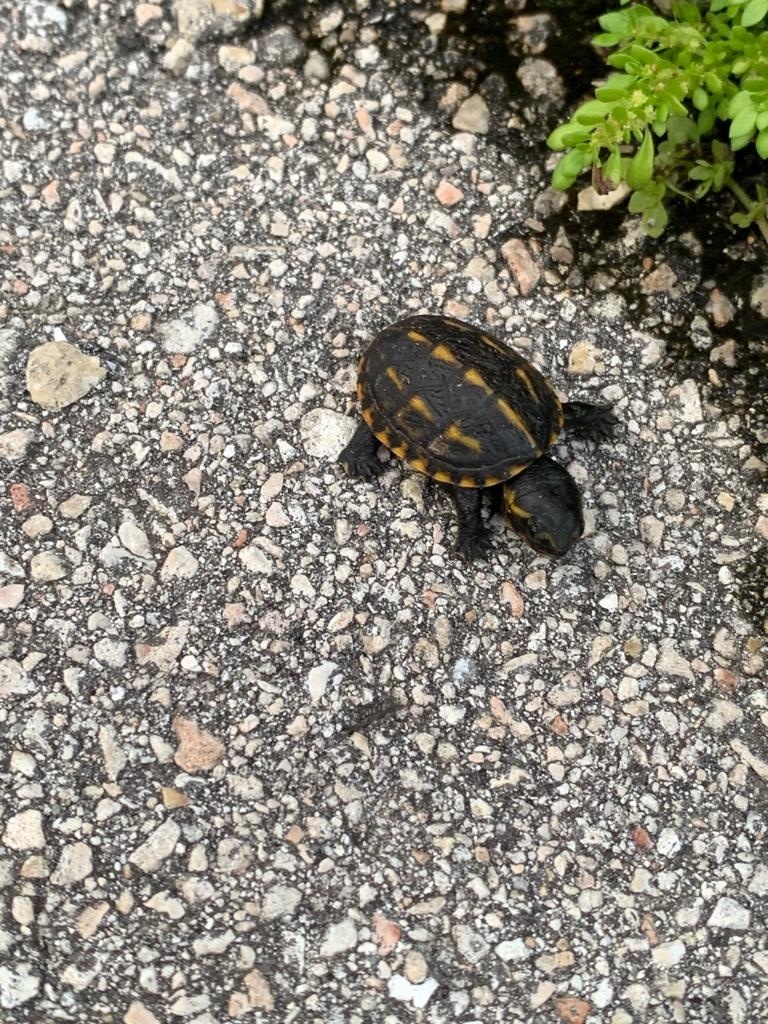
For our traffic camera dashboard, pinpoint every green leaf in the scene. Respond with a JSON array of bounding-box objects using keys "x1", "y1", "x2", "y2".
[
  {"x1": 552, "y1": 149, "x2": 589, "y2": 191},
  {"x1": 596, "y1": 85, "x2": 630, "y2": 102},
  {"x1": 547, "y1": 123, "x2": 592, "y2": 150},
  {"x1": 692, "y1": 87, "x2": 709, "y2": 111},
  {"x1": 643, "y1": 203, "x2": 668, "y2": 238},
  {"x1": 604, "y1": 148, "x2": 623, "y2": 184},
  {"x1": 598, "y1": 10, "x2": 632, "y2": 33},
  {"x1": 731, "y1": 133, "x2": 753, "y2": 151},
  {"x1": 757, "y1": 129, "x2": 768, "y2": 159},
  {"x1": 730, "y1": 106, "x2": 757, "y2": 138},
  {"x1": 728, "y1": 91, "x2": 753, "y2": 118},
  {"x1": 703, "y1": 72, "x2": 722, "y2": 95},
  {"x1": 573, "y1": 100, "x2": 612, "y2": 125},
  {"x1": 626, "y1": 131, "x2": 654, "y2": 190},
  {"x1": 592, "y1": 32, "x2": 624, "y2": 47},
  {"x1": 742, "y1": 0, "x2": 768, "y2": 27},
  {"x1": 757, "y1": 110, "x2": 768, "y2": 131}
]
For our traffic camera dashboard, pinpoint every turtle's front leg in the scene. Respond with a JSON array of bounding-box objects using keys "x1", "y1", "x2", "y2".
[
  {"x1": 562, "y1": 401, "x2": 618, "y2": 441},
  {"x1": 338, "y1": 421, "x2": 383, "y2": 478},
  {"x1": 448, "y1": 486, "x2": 492, "y2": 560}
]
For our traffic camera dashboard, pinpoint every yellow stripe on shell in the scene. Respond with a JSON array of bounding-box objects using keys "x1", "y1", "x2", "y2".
[
  {"x1": 407, "y1": 329, "x2": 428, "y2": 342},
  {"x1": 386, "y1": 366, "x2": 404, "y2": 389},
  {"x1": 496, "y1": 398, "x2": 538, "y2": 451},
  {"x1": 463, "y1": 368, "x2": 494, "y2": 394},
  {"x1": 459, "y1": 475, "x2": 480, "y2": 488},
  {"x1": 390, "y1": 443, "x2": 409, "y2": 458},
  {"x1": 482, "y1": 333, "x2": 509, "y2": 355},
  {"x1": 515, "y1": 368, "x2": 539, "y2": 402},
  {"x1": 432, "y1": 470, "x2": 455, "y2": 484},
  {"x1": 408, "y1": 395, "x2": 435, "y2": 421},
  {"x1": 431, "y1": 344, "x2": 461, "y2": 366},
  {"x1": 444, "y1": 423, "x2": 483, "y2": 453}
]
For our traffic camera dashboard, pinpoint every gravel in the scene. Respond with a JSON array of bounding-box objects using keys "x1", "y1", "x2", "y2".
[{"x1": 1, "y1": 0, "x2": 766, "y2": 1021}]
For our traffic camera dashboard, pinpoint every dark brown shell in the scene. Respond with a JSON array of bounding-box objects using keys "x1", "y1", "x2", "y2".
[{"x1": 358, "y1": 314, "x2": 563, "y2": 487}]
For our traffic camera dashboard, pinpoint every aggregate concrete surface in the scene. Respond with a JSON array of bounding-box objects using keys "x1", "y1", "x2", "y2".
[{"x1": 1, "y1": 0, "x2": 767, "y2": 1022}]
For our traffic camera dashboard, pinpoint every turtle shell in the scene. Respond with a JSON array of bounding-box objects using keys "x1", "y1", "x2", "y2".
[{"x1": 358, "y1": 314, "x2": 563, "y2": 487}]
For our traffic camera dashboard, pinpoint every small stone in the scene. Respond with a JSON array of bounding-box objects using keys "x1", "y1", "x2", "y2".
[
  {"x1": 118, "y1": 521, "x2": 153, "y2": 559},
  {"x1": 77, "y1": 902, "x2": 109, "y2": 939},
  {"x1": 244, "y1": 969, "x2": 274, "y2": 1011},
  {"x1": 554, "y1": 998, "x2": 592, "y2": 1024},
  {"x1": 0, "y1": 659, "x2": 32, "y2": 697},
  {"x1": 705, "y1": 699, "x2": 743, "y2": 732},
  {"x1": 261, "y1": 884, "x2": 301, "y2": 921},
  {"x1": 218, "y1": 44, "x2": 253, "y2": 71},
  {"x1": 160, "y1": 546, "x2": 199, "y2": 578},
  {"x1": 496, "y1": 938, "x2": 530, "y2": 962},
  {"x1": 173, "y1": 716, "x2": 225, "y2": 772},
  {"x1": 750, "y1": 273, "x2": 768, "y2": 317},
  {"x1": 452, "y1": 94, "x2": 489, "y2": 134},
  {"x1": 652, "y1": 939, "x2": 686, "y2": 968},
  {"x1": 58, "y1": 494, "x2": 92, "y2": 519},
  {"x1": 373, "y1": 912, "x2": 401, "y2": 956},
  {"x1": 656, "y1": 828, "x2": 682, "y2": 856},
  {"x1": 300, "y1": 408, "x2": 356, "y2": 460},
  {"x1": 124, "y1": 1002, "x2": 160, "y2": 1024},
  {"x1": 129, "y1": 819, "x2": 181, "y2": 873},
  {"x1": 567, "y1": 341, "x2": 601, "y2": 375},
  {"x1": 320, "y1": 917, "x2": 358, "y2": 957},
  {"x1": 435, "y1": 180, "x2": 464, "y2": 206},
  {"x1": 26, "y1": 341, "x2": 105, "y2": 410},
  {"x1": 517, "y1": 58, "x2": 564, "y2": 101},
  {"x1": 499, "y1": 582, "x2": 524, "y2": 616},
  {"x1": 162, "y1": 37, "x2": 195, "y2": 76},
  {"x1": 308, "y1": 661, "x2": 337, "y2": 702},
  {"x1": 94, "y1": 142, "x2": 115, "y2": 165},
  {"x1": 145, "y1": 891, "x2": 185, "y2": 919},
  {"x1": 3, "y1": 809, "x2": 45, "y2": 850},
  {"x1": 452, "y1": 924, "x2": 489, "y2": 964},
  {"x1": 0, "y1": 965, "x2": 40, "y2": 1008},
  {"x1": 51, "y1": 842, "x2": 92, "y2": 885},
  {"x1": 668, "y1": 379, "x2": 703, "y2": 424},
  {"x1": 135, "y1": 4, "x2": 163, "y2": 27},
  {"x1": 10, "y1": 483, "x2": 33, "y2": 511},
  {"x1": 159, "y1": 303, "x2": 218, "y2": 354},
  {"x1": 227, "y1": 81, "x2": 269, "y2": 116},
  {"x1": 501, "y1": 238, "x2": 541, "y2": 296},
  {"x1": 0, "y1": 429, "x2": 36, "y2": 459},
  {"x1": 404, "y1": 950, "x2": 428, "y2": 984},
  {"x1": 30, "y1": 551, "x2": 66, "y2": 582},
  {"x1": 707, "y1": 897, "x2": 750, "y2": 930},
  {"x1": 0, "y1": 584, "x2": 25, "y2": 609},
  {"x1": 706, "y1": 288, "x2": 735, "y2": 327}
]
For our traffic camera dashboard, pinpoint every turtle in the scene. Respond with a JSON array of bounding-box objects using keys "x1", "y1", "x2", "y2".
[{"x1": 338, "y1": 314, "x2": 617, "y2": 560}]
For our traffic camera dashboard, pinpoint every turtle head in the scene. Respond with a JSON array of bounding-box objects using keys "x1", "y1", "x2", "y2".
[{"x1": 502, "y1": 457, "x2": 584, "y2": 558}]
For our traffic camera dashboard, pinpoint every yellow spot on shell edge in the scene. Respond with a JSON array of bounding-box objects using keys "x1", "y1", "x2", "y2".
[{"x1": 515, "y1": 368, "x2": 539, "y2": 402}]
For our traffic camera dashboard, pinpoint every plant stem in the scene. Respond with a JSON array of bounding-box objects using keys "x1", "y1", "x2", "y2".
[{"x1": 726, "y1": 176, "x2": 768, "y2": 246}]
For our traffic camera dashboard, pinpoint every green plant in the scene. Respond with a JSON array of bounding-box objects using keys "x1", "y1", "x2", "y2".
[{"x1": 547, "y1": 0, "x2": 768, "y2": 243}]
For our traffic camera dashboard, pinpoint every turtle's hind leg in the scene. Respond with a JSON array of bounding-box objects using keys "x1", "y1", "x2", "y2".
[
  {"x1": 338, "y1": 421, "x2": 383, "y2": 478},
  {"x1": 449, "y1": 486, "x2": 492, "y2": 561},
  {"x1": 562, "y1": 401, "x2": 618, "y2": 441}
]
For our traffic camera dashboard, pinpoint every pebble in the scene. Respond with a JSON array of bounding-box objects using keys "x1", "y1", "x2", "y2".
[
  {"x1": 387, "y1": 975, "x2": 439, "y2": 1008},
  {"x1": 496, "y1": 939, "x2": 531, "y2": 962},
  {"x1": 0, "y1": 584, "x2": 25, "y2": 609},
  {"x1": 320, "y1": 918, "x2": 358, "y2": 957},
  {"x1": 452, "y1": 924, "x2": 489, "y2": 964},
  {"x1": 118, "y1": 522, "x2": 153, "y2": 559},
  {"x1": 0, "y1": 429, "x2": 36, "y2": 459},
  {"x1": 26, "y1": 341, "x2": 105, "y2": 411},
  {"x1": 707, "y1": 897, "x2": 751, "y2": 930},
  {"x1": 452, "y1": 94, "x2": 489, "y2": 134},
  {"x1": 160, "y1": 546, "x2": 199, "y2": 578},
  {"x1": 30, "y1": 552, "x2": 66, "y2": 582},
  {"x1": 172, "y1": 716, "x2": 225, "y2": 772},
  {"x1": 3, "y1": 809, "x2": 45, "y2": 850},
  {"x1": 300, "y1": 408, "x2": 356, "y2": 460},
  {"x1": 129, "y1": 819, "x2": 182, "y2": 873},
  {"x1": 159, "y1": 303, "x2": 218, "y2": 354},
  {"x1": 0, "y1": 965, "x2": 40, "y2": 1008},
  {"x1": 500, "y1": 239, "x2": 541, "y2": 295},
  {"x1": 51, "y1": 842, "x2": 93, "y2": 885},
  {"x1": 261, "y1": 884, "x2": 301, "y2": 921},
  {"x1": 651, "y1": 939, "x2": 686, "y2": 968}
]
